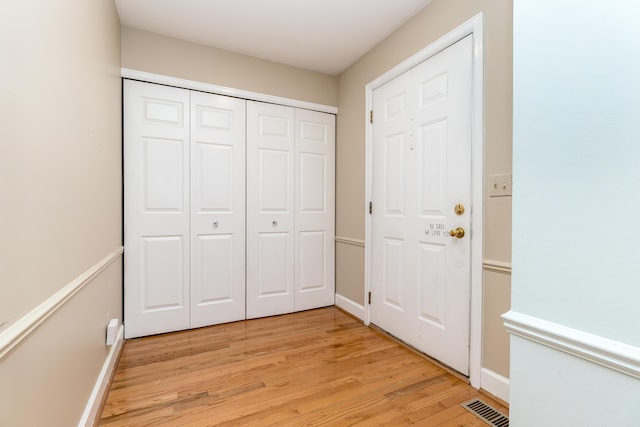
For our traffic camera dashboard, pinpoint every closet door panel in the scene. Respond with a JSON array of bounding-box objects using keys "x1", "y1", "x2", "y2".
[
  {"x1": 143, "y1": 138, "x2": 184, "y2": 210},
  {"x1": 124, "y1": 80, "x2": 190, "y2": 338},
  {"x1": 295, "y1": 109, "x2": 336, "y2": 311},
  {"x1": 142, "y1": 236, "x2": 185, "y2": 308},
  {"x1": 247, "y1": 101, "x2": 295, "y2": 318},
  {"x1": 257, "y1": 232, "x2": 290, "y2": 294},
  {"x1": 190, "y1": 91, "x2": 246, "y2": 328},
  {"x1": 298, "y1": 230, "x2": 326, "y2": 291},
  {"x1": 258, "y1": 149, "x2": 290, "y2": 210}
]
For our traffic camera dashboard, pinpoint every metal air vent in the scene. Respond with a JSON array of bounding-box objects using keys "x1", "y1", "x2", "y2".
[{"x1": 461, "y1": 398, "x2": 509, "y2": 427}]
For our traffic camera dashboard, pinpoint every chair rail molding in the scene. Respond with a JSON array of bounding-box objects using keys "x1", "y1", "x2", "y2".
[
  {"x1": 0, "y1": 247, "x2": 124, "y2": 360},
  {"x1": 334, "y1": 236, "x2": 365, "y2": 248},
  {"x1": 503, "y1": 310, "x2": 640, "y2": 379},
  {"x1": 482, "y1": 259, "x2": 512, "y2": 274}
]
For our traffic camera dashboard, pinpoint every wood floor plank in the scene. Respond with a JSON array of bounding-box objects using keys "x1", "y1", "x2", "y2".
[{"x1": 99, "y1": 307, "x2": 507, "y2": 426}]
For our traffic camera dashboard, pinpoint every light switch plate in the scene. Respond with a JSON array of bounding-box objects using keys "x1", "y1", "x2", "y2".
[{"x1": 488, "y1": 173, "x2": 512, "y2": 197}]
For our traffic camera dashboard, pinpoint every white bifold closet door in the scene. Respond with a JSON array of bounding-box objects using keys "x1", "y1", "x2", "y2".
[
  {"x1": 124, "y1": 81, "x2": 190, "y2": 338},
  {"x1": 246, "y1": 102, "x2": 295, "y2": 318},
  {"x1": 124, "y1": 80, "x2": 246, "y2": 338},
  {"x1": 294, "y1": 108, "x2": 335, "y2": 311},
  {"x1": 246, "y1": 101, "x2": 335, "y2": 318},
  {"x1": 189, "y1": 90, "x2": 246, "y2": 329}
]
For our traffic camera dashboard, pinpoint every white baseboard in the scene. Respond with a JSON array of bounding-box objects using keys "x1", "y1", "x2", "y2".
[
  {"x1": 78, "y1": 324, "x2": 124, "y2": 427},
  {"x1": 480, "y1": 367, "x2": 510, "y2": 403},
  {"x1": 335, "y1": 293, "x2": 365, "y2": 321}
]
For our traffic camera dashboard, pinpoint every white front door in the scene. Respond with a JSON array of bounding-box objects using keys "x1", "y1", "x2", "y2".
[
  {"x1": 370, "y1": 35, "x2": 473, "y2": 374},
  {"x1": 124, "y1": 80, "x2": 191, "y2": 338},
  {"x1": 246, "y1": 101, "x2": 295, "y2": 318},
  {"x1": 189, "y1": 91, "x2": 246, "y2": 328},
  {"x1": 294, "y1": 109, "x2": 336, "y2": 311}
]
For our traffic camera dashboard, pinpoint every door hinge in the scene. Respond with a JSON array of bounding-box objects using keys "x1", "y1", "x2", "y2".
[
  {"x1": 369, "y1": 201, "x2": 372, "y2": 214},
  {"x1": 368, "y1": 291, "x2": 372, "y2": 305},
  {"x1": 370, "y1": 110, "x2": 373, "y2": 124}
]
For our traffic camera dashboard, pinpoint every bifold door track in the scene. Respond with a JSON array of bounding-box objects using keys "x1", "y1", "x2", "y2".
[{"x1": 461, "y1": 398, "x2": 509, "y2": 427}]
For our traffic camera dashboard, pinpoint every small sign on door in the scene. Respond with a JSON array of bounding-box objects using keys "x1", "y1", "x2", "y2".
[{"x1": 426, "y1": 223, "x2": 445, "y2": 238}]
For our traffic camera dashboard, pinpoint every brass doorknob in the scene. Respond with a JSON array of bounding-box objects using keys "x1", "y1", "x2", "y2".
[{"x1": 449, "y1": 227, "x2": 465, "y2": 238}]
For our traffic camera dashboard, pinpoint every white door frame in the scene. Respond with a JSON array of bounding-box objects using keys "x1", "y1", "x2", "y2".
[{"x1": 364, "y1": 13, "x2": 484, "y2": 388}]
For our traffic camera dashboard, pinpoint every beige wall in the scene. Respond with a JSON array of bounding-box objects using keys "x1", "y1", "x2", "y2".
[
  {"x1": 0, "y1": 0, "x2": 122, "y2": 425},
  {"x1": 483, "y1": 270, "x2": 511, "y2": 376},
  {"x1": 0, "y1": 262, "x2": 122, "y2": 426},
  {"x1": 336, "y1": 0, "x2": 513, "y2": 378},
  {"x1": 121, "y1": 26, "x2": 338, "y2": 107},
  {"x1": 335, "y1": 243, "x2": 366, "y2": 304}
]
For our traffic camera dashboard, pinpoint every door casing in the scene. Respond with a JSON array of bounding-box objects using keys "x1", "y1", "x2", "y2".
[{"x1": 364, "y1": 13, "x2": 484, "y2": 388}]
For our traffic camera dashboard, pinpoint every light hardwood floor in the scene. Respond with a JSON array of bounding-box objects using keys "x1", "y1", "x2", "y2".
[{"x1": 99, "y1": 307, "x2": 507, "y2": 426}]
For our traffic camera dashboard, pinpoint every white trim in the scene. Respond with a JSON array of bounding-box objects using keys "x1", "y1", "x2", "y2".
[
  {"x1": 503, "y1": 310, "x2": 640, "y2": 379},
  {"x1": 0, "y1": 247, "x2": 124, "y2": 360},
  {"x1": 480, "y1": 368, "x2": 510, "y2": 403},
  {"x1": 364, "y1": 13, "x2": 484, "y2": 388},
  {"x1": 335, "y1": 294, "x2": 365, "y2": 321},
  {"x1": 334, "y1": 236, "x2": 365, "y2": 248},
  {"x1": 78, "y1": 324, "x2": 124, "y2": 427},
  {"x1": 483, "y1": 259, "x2": 512, "y2": 274},
  {"x1": 121, "y1": 68, "x2": 338, "y2": 115}
]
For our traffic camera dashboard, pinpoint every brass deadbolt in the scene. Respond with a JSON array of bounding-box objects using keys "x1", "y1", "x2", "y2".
[{"x1": 454, "y1": 204, "x2": 465, "y2": 215}]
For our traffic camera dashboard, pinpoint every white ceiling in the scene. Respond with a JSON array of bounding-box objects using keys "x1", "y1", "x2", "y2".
[{"x1": 115, "y1": 0, "x2": 433, "y2": 76}]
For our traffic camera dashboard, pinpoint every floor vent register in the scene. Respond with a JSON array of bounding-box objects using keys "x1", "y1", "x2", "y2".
[{"x1": 461, "y1": 398, "x2": 509, "y2": 427}]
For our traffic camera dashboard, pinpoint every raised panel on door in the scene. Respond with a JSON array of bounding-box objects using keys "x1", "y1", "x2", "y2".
[
  {"x1": 124, "y1": 80, "x2": 190, "y2": 338},
  {"x1": 371, "y1": 35, "x2": 473, "y2": 375},
  {"x1": 297, "y1": 230, "x2": 326, "y2": 299},
  {"x1": 417, "y1": 243, "x2": 446, "y2": 328},
  {"x1": 383, "y1": 238, "x2": 405, "y2": 311},
  {"x1": 294, "y1": 109, "x2": 335, "y2": 311},
  {"x1": 142, "y1": 236, "x2": 185, "y2": 310},
  {"x1": 257, "y1": 232, "x2": 290, "y2": 295},
  {"x1": 190, "y1": 91, "x2": 246, "y2": 328},
  {"x1": 143, "y1": 138, "x2": 184, "y2": 211},
  {"x1": 258, "y1": 149, "x2": 290, "y2": 211},
  {"x1": 246, "y1": 101, "x2": 295, "y2": 318}
]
